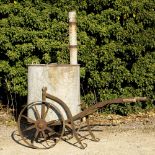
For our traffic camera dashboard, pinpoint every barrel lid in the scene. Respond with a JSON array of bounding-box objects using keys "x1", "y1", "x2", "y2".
[{"x1": 27, "y1": 63, "x2": 80, "y2": 67}]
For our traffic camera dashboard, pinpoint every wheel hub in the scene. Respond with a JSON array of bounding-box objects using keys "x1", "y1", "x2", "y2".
[{"x1": 35, "y1": 119, "x2": 47, "y2": 130}]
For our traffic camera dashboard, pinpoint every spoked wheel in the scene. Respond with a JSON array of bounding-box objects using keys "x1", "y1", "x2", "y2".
[{"x1": 17, "y1": 101, "x2": 65, "y2": 149}]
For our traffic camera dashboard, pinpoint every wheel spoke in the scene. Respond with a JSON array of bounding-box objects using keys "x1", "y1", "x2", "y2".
[
  {"x1": 35, "y1": 130, "x2": 39, "y2": 139},
  {"x1": 43, "y1": 105, "x2": 49, "y2": 119},
  {"x1": 46, "y1": 127, "x2": 55, "y2": 134},
  {"x1": 21, "y1": 115, "x2": 35, "y2": 123},
  {"x1": 32, "y1": 105, "x2": 40, "y2": 119},
  {"x1": 23, "y1": 124, "x2": 35, "y2": 132},
  {"x1": 42, "y1": 131, "x2": 55, "y2": 147},
  {"x1": 47, "y1": 120, "x2": 57, "y2": 125},
  {"x1": 41, "y1": 103, "x2": 45, "y2": 119},
  {"x1": 31, "y1": 130, "x2": 39, "y2": 144},
  {"x1": 42, "y1": 131, "x2": 47, "y2": 140}
]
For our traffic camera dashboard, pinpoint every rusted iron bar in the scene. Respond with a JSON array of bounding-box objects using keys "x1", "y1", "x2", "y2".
[
  {"x1": 44, "y1": 93, "x2": 147, "y2": 128},
  {"x1": 44, "y1": 86, "x2": 147, "y2": 122},
  {"x1": 72, "y1": 97, "x2": 147, "y2": 121}
]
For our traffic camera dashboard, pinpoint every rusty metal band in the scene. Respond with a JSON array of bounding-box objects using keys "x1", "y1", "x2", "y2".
[
  {"x1": 69, "y1": 45, "x2": 77, "y2": 48},
  {"x1": 69, "y1": 22, "x2": 77, "y2": 25}
]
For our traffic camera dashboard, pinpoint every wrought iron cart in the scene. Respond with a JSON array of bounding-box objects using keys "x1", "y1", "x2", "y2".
[{"x1": 17, "y1": 87, "x2": 147, "y2": 149}]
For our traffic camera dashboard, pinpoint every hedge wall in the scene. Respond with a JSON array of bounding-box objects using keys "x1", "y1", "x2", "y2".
[{"x1": 0, "y1": 0, "x2": 155, "y2": 114}]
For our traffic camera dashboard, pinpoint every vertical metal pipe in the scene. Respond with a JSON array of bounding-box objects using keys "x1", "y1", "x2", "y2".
[{"x1": 69, "y1": 11, "x2": 77, "y2": 65}]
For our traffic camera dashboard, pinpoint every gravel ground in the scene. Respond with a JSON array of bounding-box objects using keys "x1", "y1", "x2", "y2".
[{"x1": 0, "y1": 115, "x2": 155, "y2": 155}]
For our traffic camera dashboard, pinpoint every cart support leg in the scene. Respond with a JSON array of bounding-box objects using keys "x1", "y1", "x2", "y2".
[
  {"x1": 86, "y1": 116, "x2": 99, "y2": 142},
  {"x1": 71, "y1": 122, "x2": 86, "y2": 149}
]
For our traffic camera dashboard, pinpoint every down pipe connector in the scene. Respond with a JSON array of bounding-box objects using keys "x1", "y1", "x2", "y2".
[{"x1": 69, "y1": 11, "x2": 77, "y2": 65}]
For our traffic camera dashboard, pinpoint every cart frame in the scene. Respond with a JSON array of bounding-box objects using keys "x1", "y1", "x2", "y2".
[{"x1": 17, "y1": 87, "x2": 147, "y2": 149}]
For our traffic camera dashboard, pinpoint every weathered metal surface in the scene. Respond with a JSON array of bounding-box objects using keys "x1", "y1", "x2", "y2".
[
  {"x1": 27, "y1": 64, "x2": 81, "y2": 120},
  {"x1": 69, "y1": 11, "x2": 77, "y2": 65}
]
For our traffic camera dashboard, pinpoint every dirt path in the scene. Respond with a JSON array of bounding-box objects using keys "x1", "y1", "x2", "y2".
[{"x1": 0, "y1": 120, "x2": 155, "y2": 155}]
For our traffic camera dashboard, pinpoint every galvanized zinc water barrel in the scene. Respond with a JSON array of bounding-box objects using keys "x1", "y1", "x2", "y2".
[{"x1": 27, "y1": 64, "x2": 81, "y2": 119}]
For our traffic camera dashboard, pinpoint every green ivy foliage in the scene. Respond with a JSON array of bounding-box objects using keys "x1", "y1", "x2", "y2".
[
  {"x1": 0, "y1": 0, "x2": 69, "y2": 98},
  {"x1": 0, "y1": 0, "x2": 155, "y2": 114}
]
